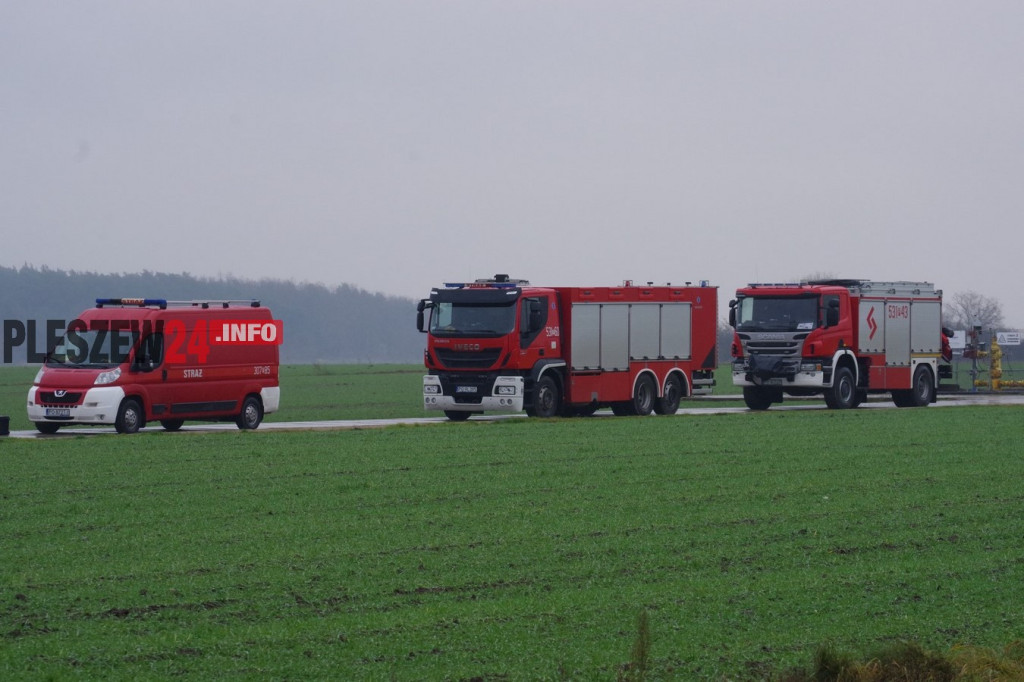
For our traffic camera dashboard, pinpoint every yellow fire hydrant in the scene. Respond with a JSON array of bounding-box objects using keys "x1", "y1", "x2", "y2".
[{"x1": 990, "y1": 335, "x2": 1002, "y2": 391}]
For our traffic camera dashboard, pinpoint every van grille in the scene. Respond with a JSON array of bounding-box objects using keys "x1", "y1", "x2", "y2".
[{"x1": 38, "y1": 391, "x2": 83, "y2": 405}]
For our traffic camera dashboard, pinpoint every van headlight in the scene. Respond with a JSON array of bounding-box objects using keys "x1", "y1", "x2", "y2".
[{"x1": 95, "y1": 368, "x2": 122, "y2": 385}]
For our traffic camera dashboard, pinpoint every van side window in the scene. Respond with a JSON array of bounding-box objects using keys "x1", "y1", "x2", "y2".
[{"x1": 135, "y1": 333, "x2": 164, "y2": 371}]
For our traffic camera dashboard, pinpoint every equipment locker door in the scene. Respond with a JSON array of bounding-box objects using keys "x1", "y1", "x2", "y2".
[{"x1": 884, "y1": 301, "x2": 911, "y2": 366}]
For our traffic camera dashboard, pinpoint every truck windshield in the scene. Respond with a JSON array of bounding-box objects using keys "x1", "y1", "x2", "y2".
[
  {"x1": 736, "y1": 295, "x2": 819, "y2": 332},
  {"x1": 45, "y1": 329, "x2": 139, "y2": 368},
  {"x1": 430, "y1": 302, "x2": 517, "y2": 337}
]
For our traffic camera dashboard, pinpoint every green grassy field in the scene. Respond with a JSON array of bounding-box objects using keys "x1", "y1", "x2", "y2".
[
  {"x1": 4, "y1": 364, "x2": 1019, "y2": 675},
  {"x1": 2, "y1": 362, "x2": 1023, "y2": 680}
]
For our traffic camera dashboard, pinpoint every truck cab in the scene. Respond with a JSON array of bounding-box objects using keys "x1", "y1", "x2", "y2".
[
  {"x1": 418, "y1": 276, "x2": 561, "y2": 419},
  {"x1": 730, "y1": 280, "x2": 950, "y2": 410},
  {"x1": 729, "y1": 283, "x2": 853, "y2": 403}
]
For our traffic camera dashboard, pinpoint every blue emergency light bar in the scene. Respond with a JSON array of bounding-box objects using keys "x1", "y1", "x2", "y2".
[{"x1": 95, "y1": 298, "x2": 168, "y2": 309}]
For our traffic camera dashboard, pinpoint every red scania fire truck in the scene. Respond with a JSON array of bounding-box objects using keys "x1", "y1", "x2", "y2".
[
  {"x1": 729, "y1": 280, "x2": 953, "y2": 410},
  {"x1": 417, "y1": 275, "x2": 718, "y2": 420}
]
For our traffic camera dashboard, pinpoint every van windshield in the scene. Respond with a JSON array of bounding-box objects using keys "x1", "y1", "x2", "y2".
[{"x1": 45, "y1": 329, "x2": 139, "y2": 368}]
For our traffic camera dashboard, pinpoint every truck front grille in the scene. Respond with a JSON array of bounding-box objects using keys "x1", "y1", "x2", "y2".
[
  {"x1": 435, "y1": 348, "x2": 502, "y2": 369},
  {"x1": 435, "y1": 373, "x2": 495, "y2": 404},
  {"x1": 738, "y1": 333, "x2": 807, "y2": 356}
]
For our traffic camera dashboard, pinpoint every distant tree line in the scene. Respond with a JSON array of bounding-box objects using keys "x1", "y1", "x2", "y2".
[{"x1": 0, "y1": 265, "x2": 424, "y2": 364}]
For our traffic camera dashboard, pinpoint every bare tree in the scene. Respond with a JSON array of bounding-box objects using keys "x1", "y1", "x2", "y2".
[{"x1": 943, "y1": 290, "x2": 1004, "y2": 331}]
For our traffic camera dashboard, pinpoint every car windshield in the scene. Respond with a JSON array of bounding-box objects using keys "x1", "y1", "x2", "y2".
[
  {"x1": 429, "y1": 302, "x2": 517, "y2": 337},
  {"x1": 736, "y1": 295, "x2": 819, "y2": 332},
  {"x1": 45, "y1": 328, "x2": 139, "y2": 368}
]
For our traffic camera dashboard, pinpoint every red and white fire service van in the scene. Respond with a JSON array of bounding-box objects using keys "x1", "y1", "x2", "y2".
[
  {"x1": 27, "y1": 298, "x2": 281, "y2": 434},
  {"x1": 729, "y1": 280, "x2": 952, "y2": 410},
  {"x1": 417, "y1": 275, "x2": 718, "y2": 420}
]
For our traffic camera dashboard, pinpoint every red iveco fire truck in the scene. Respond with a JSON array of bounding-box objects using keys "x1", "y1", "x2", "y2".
[
  {"x1": 729, "y1": 280, "x2": 953, "y2": 410},
  {"x1": 417, "y1": 275, "x2": 718, "y2": 420}
]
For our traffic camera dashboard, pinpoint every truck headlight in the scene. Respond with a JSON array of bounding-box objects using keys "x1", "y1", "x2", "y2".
[
  {"x1": 424, "y1": 384, "x2": 440, "y2": 394},
  {"x1": 95, "y1": 368, "x2": 122, "y2": 385},
  {"x1": 496, "y1": 385, "x2": 517, "y2": 396}
]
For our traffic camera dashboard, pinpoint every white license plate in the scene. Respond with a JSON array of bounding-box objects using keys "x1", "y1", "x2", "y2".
[
  {"x1": 455, "y1": 386, "x2": 478, "y2": 394},
  {"x1": 45, "y1": 408, "x2": 71, "y2": 418}
]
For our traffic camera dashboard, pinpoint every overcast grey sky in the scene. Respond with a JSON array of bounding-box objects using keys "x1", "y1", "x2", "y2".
[{"x1": 4, "y1": 2, "x2": 1023, "y2": 325}]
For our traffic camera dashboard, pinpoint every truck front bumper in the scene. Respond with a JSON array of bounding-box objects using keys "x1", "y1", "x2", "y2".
[
  {"x1": 423, "y1": 374, "x2": 524, "y2": 413},
  {"x1": 732, "y1": 357, "x2": 829, "y2": 389}
]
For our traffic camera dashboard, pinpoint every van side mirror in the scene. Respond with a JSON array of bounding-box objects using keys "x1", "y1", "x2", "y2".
[{"x1": 132, "y1": 354, "x2": 156, "y2": 373}]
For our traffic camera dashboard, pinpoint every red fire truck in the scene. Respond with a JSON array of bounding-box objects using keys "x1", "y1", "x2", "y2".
[
  {"x1": 728, "y1": 280, "x2": 953, "y2": 410},
  {"x1": 417, "y1": 275, "x2": 718, "y2": 420}
]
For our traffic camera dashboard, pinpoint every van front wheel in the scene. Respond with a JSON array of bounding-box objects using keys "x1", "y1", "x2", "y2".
[
  {"x1": 236, "y1": 396, "x2": 263, "y2": 430},
  {"x1": 115, "y1": 398, "x2": 144, "y2": 434}
]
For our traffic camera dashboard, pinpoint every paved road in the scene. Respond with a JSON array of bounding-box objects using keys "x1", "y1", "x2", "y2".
[{"x1": 6, "y1": 393, "x2": 1023, "y2": 439}]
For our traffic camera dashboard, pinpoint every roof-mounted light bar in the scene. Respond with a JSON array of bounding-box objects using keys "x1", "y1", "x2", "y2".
[
  {"x1": 745, "y1": 283, "x2": 803, "y2": 288},
  {"x1": 96, "y1": 298, "x2": 168, "y2": 309},
  {"x1": 166, "y1": 300, "x2": 262, "y2": 309},
  {"x1": 444, "y1": 274, "x2": 530, "y2": 289},
  {"x1": 96, "y1": 298, "x2": 261, "y2": 309}
]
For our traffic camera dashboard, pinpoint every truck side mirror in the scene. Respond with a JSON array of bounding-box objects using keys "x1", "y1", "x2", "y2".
[
  {"x1": 728, "y1": 299, "x2": 737, "y2": 328},
  {"x1": 416, "y1": 300, "x2": 428, "y2": 333},
  {"x1": 825, "y1": 299, "x2": 840, "y2": 327}
]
